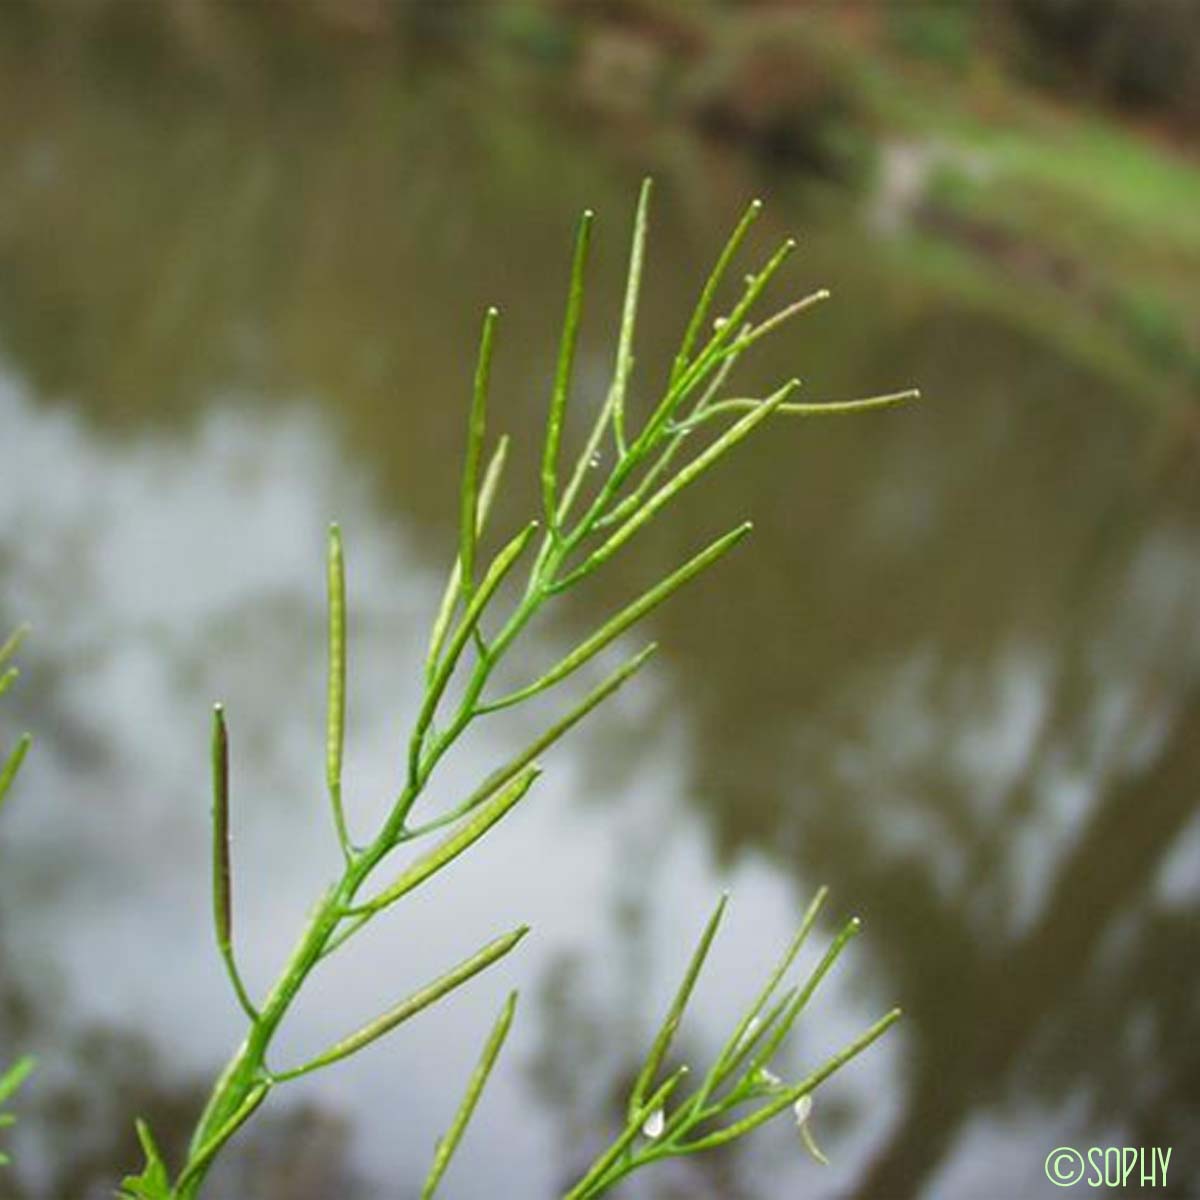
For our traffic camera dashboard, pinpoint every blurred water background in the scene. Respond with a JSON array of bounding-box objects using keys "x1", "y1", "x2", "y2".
[{"x1": 1, "y1": 3, "x2": 1198, "y2": 1198}]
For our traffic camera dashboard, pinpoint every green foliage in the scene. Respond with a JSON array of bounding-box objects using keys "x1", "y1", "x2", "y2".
[
  {"x1": 0, "y1": 1056, "x2": 36, "y2": 1168},
  {"x1": 564, "y1": 890, "x2": 900, "y2": 1197},
  {"x1": 125, "y1": 181, "x2": 914, "y2": 1196},
  {"x1": 0, "y1": 626, "x2": 32, "y2": 817},
  {"x1": 1, "y1": 629, "x2": 34, "y2": 1170},
  {"x1": 888, "y1": 0, "x2": 977, "y2": 70},
  {"x1": 117, "y1": 1122, "x2": 172, "y2": 1200}
]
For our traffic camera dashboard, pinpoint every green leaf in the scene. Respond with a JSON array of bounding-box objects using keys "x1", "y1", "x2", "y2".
[{"x1": 116, "y1": 1120, "x2": 172, "y2": 1199}]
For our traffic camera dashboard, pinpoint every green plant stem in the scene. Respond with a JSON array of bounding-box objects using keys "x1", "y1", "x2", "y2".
[
  {"x1": 181, "y1": 882, "x2": 345, "y2": 1196},
  {"x1": 179, "y1": 468, "x2": 746, "y2": 1194},
  {"x1": 171, "y1": 185, "x2": 915, "y2": 1196},
  {"x1": 563, "y1": 1069, "x2": 689, "y2": 1200}
]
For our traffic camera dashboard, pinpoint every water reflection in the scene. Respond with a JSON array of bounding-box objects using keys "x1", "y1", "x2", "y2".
[
  {"x1": 2, "y1": 377, "x2": 861, "y2": 1197},
  {"x1": 656, "y1": 386, "x2": 1200, "y2": 1197},
  {"x1": 1, "y1": 12, "x2": 1198, "y2": 1200}
]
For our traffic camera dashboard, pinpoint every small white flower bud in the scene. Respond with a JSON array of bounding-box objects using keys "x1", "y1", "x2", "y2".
[{"x1": 641, "y1": 1108, "x2": 665, "y2": 1140}]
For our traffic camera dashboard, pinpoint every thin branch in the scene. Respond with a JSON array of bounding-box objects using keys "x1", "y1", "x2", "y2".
[{"x1": 486, "y1": 523, "x2": 751, "y2": 712}]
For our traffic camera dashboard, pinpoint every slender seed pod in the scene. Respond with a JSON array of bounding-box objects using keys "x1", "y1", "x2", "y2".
[
  {"x1": 460, "y1": 307, "x2": 499, "y2": 600},
  {"x1": 361, "y1": 768, "x2": 540, "y2": 914},
  {"x1": 279, "y1": 927, "x2": 529, "y2": 1080},
  {"x1": 427, "y1": 435, "x2": 510, "y2": 680},
  {"x1": 672, "y1": 197, "x2": 763, "y2": 384},
  {"x1": 489, "y1": 523, "x2": 751, "y2": 711},
  {"x1": 211, "y1": 704, "x2": 232, "y2": 954},
  {"x1": 209, "y1": 705, "x2": 257, "y2": 1023},
  {"x1": 0, "y1": 735, "x2": 31, "y2": 812},
  {"x1": 628, "y1": 893, "x2": 728, "y2": 1118},
  {"x1": 422, "y1": 993, "x2": 518, "y2": 1198},
  {"x1": 326, "y1": 523, "x2": 350, "y2": 852},
  {"x1": 544, "y1": 210, "x2": 594, "y2": 532},
  {"x1": 682, "y1": 1010, "x2": 902, "y2": 1153},
  {"x1": 609, "y1": 178, "x2": 652, "y2": 450}
]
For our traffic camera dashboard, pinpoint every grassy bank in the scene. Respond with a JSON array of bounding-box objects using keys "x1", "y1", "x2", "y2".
[{"x1": 492, "y1": 0, "x2": 1200, "y2": 404}]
